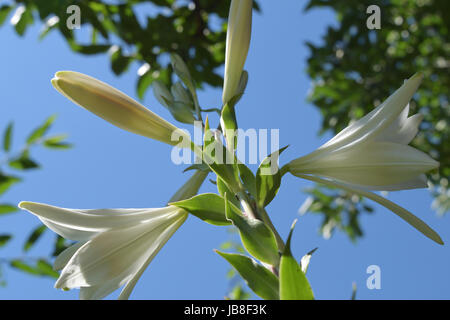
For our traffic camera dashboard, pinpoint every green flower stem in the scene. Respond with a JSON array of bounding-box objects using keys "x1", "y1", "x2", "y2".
[
  {"x1": 192, "y1": 90, "x2": 203, "y2": 123},
  {"x1": 237, "y1": 191, "x2": 259, "y2": 220}
]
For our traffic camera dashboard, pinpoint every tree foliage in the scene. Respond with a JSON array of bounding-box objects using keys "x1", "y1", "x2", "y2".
[
  {"x1": 0, "y1": 116, "x2": 72, "y2": 285},
  {"x1": 0, "y1": 0, "x2": 259, "y2": 99}
]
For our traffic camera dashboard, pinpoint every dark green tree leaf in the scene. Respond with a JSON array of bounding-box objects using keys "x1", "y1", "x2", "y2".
[{"x1": 23, "y1": 225, "x2": 47, "y2": 252}]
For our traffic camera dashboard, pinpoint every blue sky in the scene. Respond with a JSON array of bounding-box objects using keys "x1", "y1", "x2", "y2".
[{"x1": 1, "y1": 0, "x2": 449, "y2": 300}]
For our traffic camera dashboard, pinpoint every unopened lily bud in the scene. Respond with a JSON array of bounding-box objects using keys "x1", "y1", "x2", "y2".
[
  {"x1": 52, "y1": 71, "x2": 186, "y2": 146},
  {"x1": 222, "y1": 0, "x2": 253, "y2": 105}
]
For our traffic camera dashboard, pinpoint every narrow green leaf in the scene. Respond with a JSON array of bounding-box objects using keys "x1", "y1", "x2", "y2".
[
  {"x1": 10, "y1": 259, "x2": 58, "y2": 278},
  {"x1": 279, "y1": 220, "x2": 314, "y2": 300},
  {"x1": 36, "y1": 259, "x2": 59, "y2": 278},
  {"x1": 26, "y1": 115, "x2": 56, "y2": 144},
  {"x1": 13, "y1": 6, "x2": 33, "y2": 36},
  {"x1": 170, "y1": 53, "x2": 195, "y2": 94},
  {"x1": 0, "y1": 5, "x2": 13, "y2": 26},
  {"x1": 256, "y1": 146, "x2": 289, "y2": 208},
  {"x1": 23, "y1": 225, "x2": 47, "y2": 252},
  {"x1": 10, "y1": 259, "x2": 40, "y2": 275},
  {"x1": 351, "y1": 282, "x2": 357, "y2": 300},
  {"x1": 298, "y1": 173, "x2": 444, "y2": 245},
  {"x1": 225, "y1": 193, "x2": 279, "y2": 265},
  {"x1": 182, "y1": 163, "x2": 210, "y2": 173},
  {"x1": 216, "y1": 250, "x2": 279, "y2": 300},
  {"x1": 238, "y1": 163, "x2": 257, "y2": 199},
  {"x1": 52, "y1": 235, "x2": 69, "y2": 257},
  {"x1": 3, "y1": 122, "x2": 13, "y2": 152},
  {"x1": 43, "y1": 135, "x2": 72, "y2": 149},
  {"x1": 0, "y1": 204, "x2": 18, "y2": 215},
  {"x1": 0, "y1": 234, "x2": 12, "y2": 248},
  {"x1": 170, "y1": 193, "x2": 234, "y2": 226},
  {"x1": 9, "y1": 152, "x2": 39, "y2": 170},
  {"x1": 137, "y1": 68, "x2": 154, "y2": 100},
  {"x1": 110, "y1": 47, "x2": 132, "y2": 75},
  {"x1": 217, "y1": 177, "x2": 240, "y2": 208},
  {"x1": 0, "y1": 174, "x2": 21, "y2": 196}
]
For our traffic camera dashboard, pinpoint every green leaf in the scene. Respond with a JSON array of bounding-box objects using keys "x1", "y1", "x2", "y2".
[
  {"x1": 279, "y1": 221, "x2": 314, "y2": 300},
  {"x1": 256, "y1": 146, "x2": 289, "y2": 208},
  {"x1": 238, "y1": 163, "x2": 257, "y2": 199},
  {"x1": 215, "y1": 250, "x2": 279, "y2": 300},
  {"x1": 69, "y1": 42, "x2": 111, "y2": 55},
  {"x1": 10, "y1": 259, "x2": 40, "y2": 275},
  {"x1": 137, "y1": 68, "x2": 154, "y2": 100},
  {"x1": 170, "y1": 193, "x2": 234, "y2": 226},
  {"x1": 217, "y1": 177, "x2": 240, "y2": 208},
  {"x1": 3, "y1": 122, "x2": 13, "y2": 152},
  {"x1": 0, "y1": 204, "x2": 18, "y2": 215},
  {"x1": 36, "y1": 259, "x2": 59, "y2": 278},
  {"x1": 12, "y1": 6, "x2": 34, "y2": 36},
  {"x1": 0, "y1": 5, "x2": 13, "y2": 26},
  {"x1": 170, "y1": 53, "x2": 195, "y2": 94},
  {"x1": 9, "y1": 152, "x2": 39, "y2": 170},
  {"x1": 43, "y1": 135, "x2": 72, "y2": 149},
  {"x1": 203, "y1": 120, "x2": 241, "y2": 194},
  {"x1": 10, "y1": 259, "x2": 58, "y2": 278},
  {"x1": 224, "y1": 193, "x2": 279, "y2": 265},
  {"x1": 23, "y1": 225, "x2": 47, "y2": 252},
  {"x1": 52, "y1": 235, "x2": 69, "y2": 257},
  {"x1": 110, "y1": 47, "x2": 132, "y2": 75},
  {"x1": 26, "y1": 115, "x2": 56, "y2": 144},
  {"x1": 0, "y1": 234, "x2": 12, "y2": 248},
  {"x1": 182, "y1": 163, "x2": 210, "y2": 173},
  {"x1": 0, "y1": 174, "x2": 21, "y2": 196}
]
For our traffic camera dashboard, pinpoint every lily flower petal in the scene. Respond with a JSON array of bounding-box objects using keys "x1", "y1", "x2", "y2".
[
  {"x1": 18, "y1": 201, "x2": 176, "y2": 241},
  {"x1": 18, "y1": 170, "x2": 208, "y2": 300},
  {"x1": 55, "y1": 210, "x2": 186, "y2": 296},
  {"x1": 290, "y1": 142, "x2": 438, "y2": 190},
  {"x1": 52, "y1": 71, "x2": 188, "y2": 145},
  {"x1": 375, "y1": 105, "x2": 424, "y2": 145},
  {"x1": 289, "y1": 73, "x2": 438, "y2": 191},
  {"x1": 296, "y1": 73, "x2": 424, "y2": 165},
  {"x1": 296, "y1": 173, "x2": 443, "y2": 245},
  {"x1": 53, "y1": 242, "x2": 85, "y2": 271}
]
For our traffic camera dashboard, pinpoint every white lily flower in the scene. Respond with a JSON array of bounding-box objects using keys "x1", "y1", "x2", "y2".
[
  {"x1": 18, "y1": 170, "x2": 208, "y2": 299},
  {"x1": 52, "y1": 71, "x2": 189, "y2": 146},
  {"x1": 288, "y1": 73, "x2": 443, "y2": 244},
  {"x1": 289, "y1": 73, "x2": 438, "y2": 191},
  {"x1": 19, "y1": 202, "x2": 186, "y2": 300},
  {"x1": 222, "y1": 0, "x2": 253, "y2": 104}
]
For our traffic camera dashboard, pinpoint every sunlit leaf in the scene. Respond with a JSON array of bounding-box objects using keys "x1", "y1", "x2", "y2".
[{"x1": 216, "y1": 250, "x2": 279, "y2": 300}]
